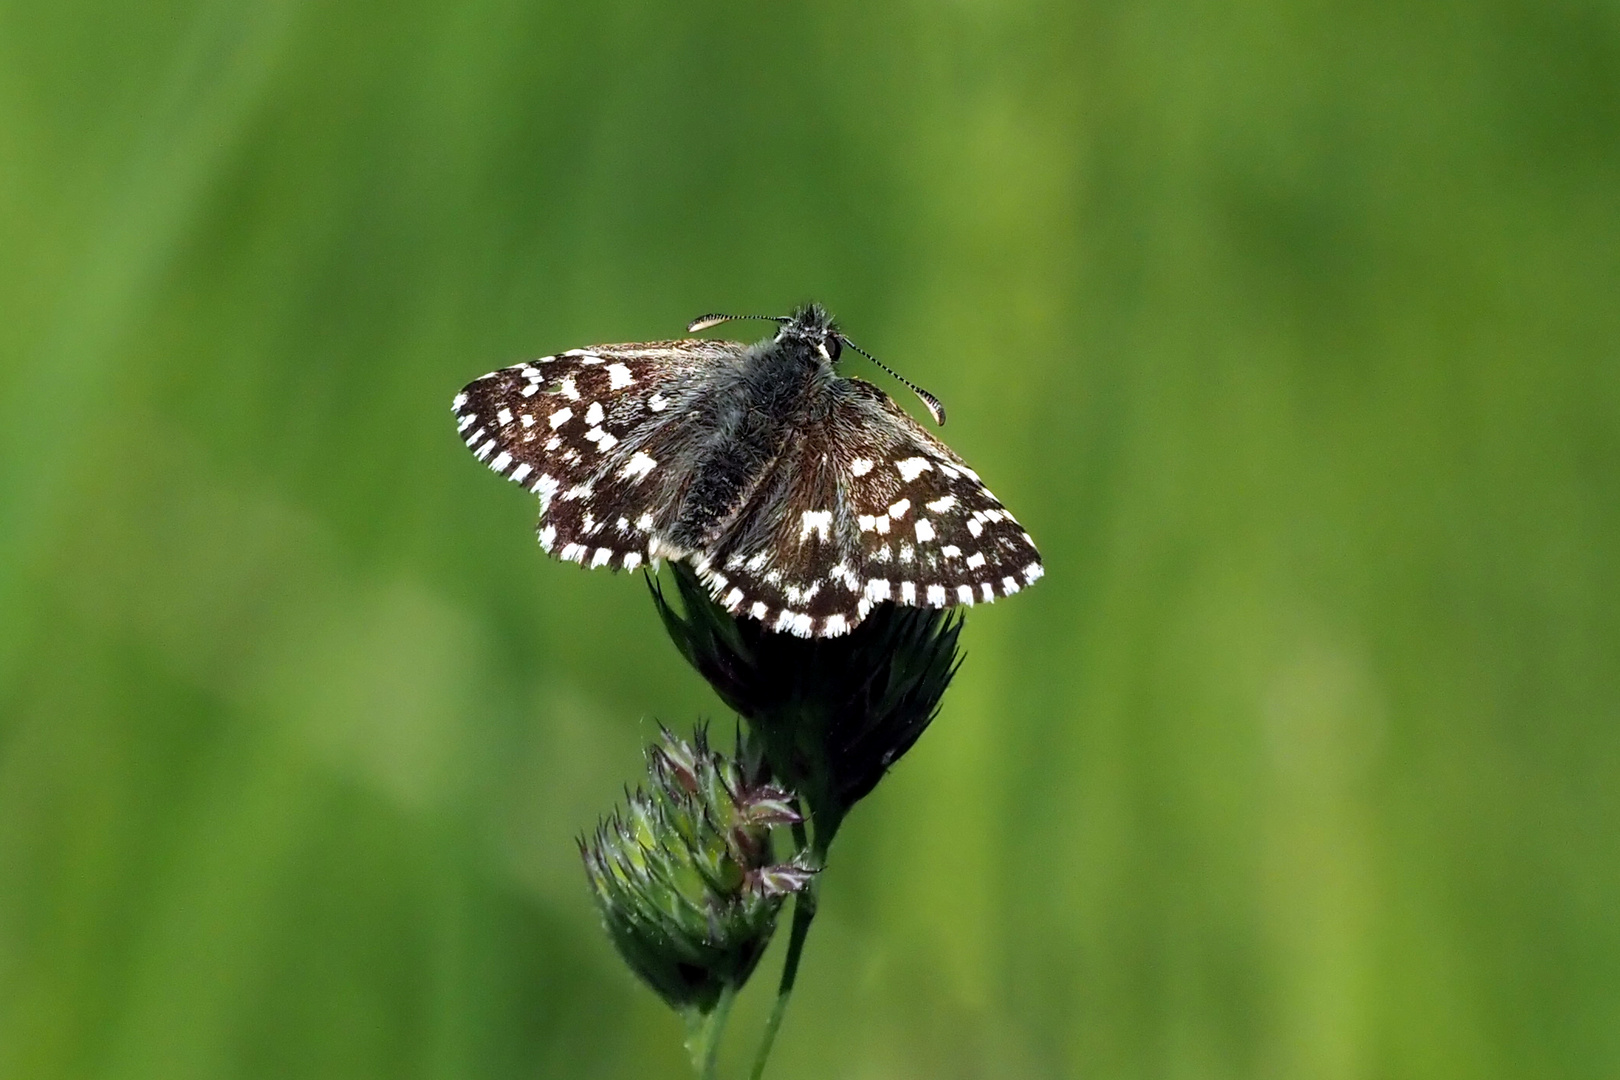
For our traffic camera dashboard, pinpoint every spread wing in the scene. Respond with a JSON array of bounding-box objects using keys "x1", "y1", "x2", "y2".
[
  {"x1": 452, "y1": 339, "x2": 743, "y2": 570},
  {"x1": 693, "y1": 378, "x2": 1043, "y2": 637}
]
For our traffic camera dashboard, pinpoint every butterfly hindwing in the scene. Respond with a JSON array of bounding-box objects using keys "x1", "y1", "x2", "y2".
[{"x1": 696, "y1": 379, "x2": 1044, "y2": 636}]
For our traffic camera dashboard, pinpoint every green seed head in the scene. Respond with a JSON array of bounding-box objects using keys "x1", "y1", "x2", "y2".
[{"x1": 580, "y1": 726, "x2": 813, "y2": 1014}]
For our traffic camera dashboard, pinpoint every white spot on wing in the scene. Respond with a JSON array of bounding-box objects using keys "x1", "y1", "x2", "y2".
[
  {"x1": 591, "y1": 547, "x2": 613, "y2": 568},
  {"x1": 621, "y1": 452, "x2": 658, "y2": 481},
  {"x1": 560, "y1": 376, "x2": 580, "y2": 401},
  {"x1": 900, "y1": 582, "x2": 917, "y2": 603},
  {"x1": 865, "y1": 579, "x2": 891, "y2": 602},
  {"x1": 966, "y1": 551, "x2": 986, "y2": 569},
  {"x1": 584, "y1": 401, "x2": 605, "y2": 426},
  {"x1": 914, "y1": 519, "x2": 936, "y2": 543},
  {"x1": 623, "y1": 552, "x2": 643, "y2": 571},
  {"x1": 648, "y1": 392, "x2": 669, "y2": 412},
  {"x1": 850, "y1": 458, "x2": 874, "y2": 476},
  {"x1": 926, "y1": 495, "x2": 956, "y2": 513},
  {"x1": 489, "y1": 451, "x2": 513, "y2": 474},
  {"x1": 548, "y1": 407, "x2": 573, "y2": 429},
  {"x1": 897, "y1": 457, "x2": 932, "y2": 482},
  {"x1": 510, "y1": 462, "x2": 532, "y2": 484},
  {"x1": 823, "y1": 614, "x2": 849, "y2": 636},
  {"x1": 497, "y1": 408, "x2": 514, "y2": 427},
  {"x1": 606, "y1": 363, "x2": 634, "y2": 389},
  {"x1": 799, "y1": 509, "x2": 832, "y2": 543},
  {"x1": 751, "y1": 601, "x2": 769, "y2": 619},
  {"x1": 957, "y1": 584, "x2": 975, "y2": 605},
  {"x1": 926, "y1": 584, "x2": 947, "y2": 606},
  {"x1": 888, "y1": 498, "x2": 910, "y2": 519}
]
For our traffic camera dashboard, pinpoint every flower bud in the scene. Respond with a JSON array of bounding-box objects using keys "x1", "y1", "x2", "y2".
[{"x1": 580, "y1": 726, "x2": 813, "y2": 1014}]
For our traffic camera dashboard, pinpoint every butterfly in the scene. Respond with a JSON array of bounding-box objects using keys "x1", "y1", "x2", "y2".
[{"x1": 451, "y1": 304, "x2": 1043, "y2": 637}]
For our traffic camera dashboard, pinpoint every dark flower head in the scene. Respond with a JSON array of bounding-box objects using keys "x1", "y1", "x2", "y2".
[{"x1": 651, "y1": 562, "x2": 963, "y2": 848}]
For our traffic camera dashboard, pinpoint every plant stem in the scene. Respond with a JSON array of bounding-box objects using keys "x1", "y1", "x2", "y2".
[
  {"x1": 748, "y1": 880, "x2": 818, "y2": 1080},
  {"x1": 684, "y1": 984, "x2": 739, "y2": 1079}
]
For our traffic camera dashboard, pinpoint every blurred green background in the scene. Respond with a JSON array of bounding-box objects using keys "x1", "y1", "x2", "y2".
[{"x1": 2, "y1": 0, "x2": 1617, "y2": 1077}]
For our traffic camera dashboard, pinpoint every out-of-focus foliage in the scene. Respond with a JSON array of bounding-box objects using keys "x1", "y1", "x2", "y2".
[{"x1": 1, "y1": 1, "x2": 1616, "y2": 1078}]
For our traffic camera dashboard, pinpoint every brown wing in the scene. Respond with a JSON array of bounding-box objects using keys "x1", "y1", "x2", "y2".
[
  {"x1": 452, "y1": 339, "x2": 743, "y2": 570},
  {"x1": 692, "y1": 379, "x2": 1043, "y2": 637}
]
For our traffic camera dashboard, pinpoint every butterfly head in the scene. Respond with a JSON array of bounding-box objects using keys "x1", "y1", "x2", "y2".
[
  {"x1": 686, "y1": 303, "x2": 946, "y2": 425},
  {"x1": 778, "y1": 303, "x2": 843, "y2": 365}
]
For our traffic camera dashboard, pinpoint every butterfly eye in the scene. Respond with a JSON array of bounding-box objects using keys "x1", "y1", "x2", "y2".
[{"x1": 822, "y1": 335, "x2": 842, "y2": 363}]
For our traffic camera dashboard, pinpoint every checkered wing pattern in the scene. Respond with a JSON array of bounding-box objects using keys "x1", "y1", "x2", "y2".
[
  {"x1": 696, "y1": 379, "x2": 1043, "y2": 637},
  {"x1": 451, "y1": 340, "x2": 741, "y2": 572}
]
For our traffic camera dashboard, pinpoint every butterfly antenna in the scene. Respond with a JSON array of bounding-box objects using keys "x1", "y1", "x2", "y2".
[
  {"x1": 686, "y1": 313, "x2": 790, "y2": 333},
  {"x1": 839, "y1": 337, "x2": 947, "y2": 426}
]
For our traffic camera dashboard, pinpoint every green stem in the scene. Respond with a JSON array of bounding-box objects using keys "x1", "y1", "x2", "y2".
[
  {"x1": 684, "y1": 984, "x2": 739, "y2": 1079},
  {"x1": 748, "y1": 875, "x2": 819, "y2": 1080}
]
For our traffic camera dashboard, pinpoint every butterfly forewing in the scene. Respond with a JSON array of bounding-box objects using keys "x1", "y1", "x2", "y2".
[{"x1": 452, "y1": 340, "x2": 741, "y2": 570}]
